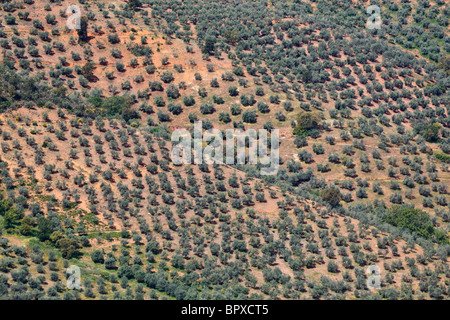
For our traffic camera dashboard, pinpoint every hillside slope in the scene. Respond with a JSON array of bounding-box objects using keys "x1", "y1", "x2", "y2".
[{"x1": 0, "y1": 0, "x2": 449, "y2": 300}]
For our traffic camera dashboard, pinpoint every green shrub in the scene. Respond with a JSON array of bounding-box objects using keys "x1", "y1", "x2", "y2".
[
  {"x1": 422, "y1": 123, "x2": 441, "y2": 142},
  {"x1": 383, "y1": 206, "x2": 447, "y2": 243},
  {"x1": 293, "y1": 112, "x2": 321, "y2": 136},
  {"x1": 320, "y1": 188, "x2": 342, "y2": 207},
  {"x1": 435, "y1": 152, "x2": 450, "y2": 163}
]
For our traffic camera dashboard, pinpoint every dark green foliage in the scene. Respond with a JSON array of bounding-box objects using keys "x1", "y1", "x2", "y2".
[
  {"x1": 128, "y1": 0, "x2": 142, "y2": 10},
  {"x1": 320, "y1": 188, "x2": 342, "y2": 208},
  {"x1": 37, "y1": 217, "x2": 54, "y2": 242},
  {"x1": 383, "y1": 206, "x2": 447, "y2": 243},
  {"x1": 242, "y1": 110, "x2": 257, "y2": 123},
  {"x1": 3, "y1": 207, "x2": 24, "y2": 229},
  {"x1": 202, "y1": 37, "x2": 216, "y2": 55},
  {"x1": 81, "y1": 61, "x2": 96, "y2": 81},
  {"x1": 0, "y1": 64, "x2": 85, "y2": 114},
  {"x1": 57, "y1": 238, "x2": 80, "y2": 259},
  {"x1": 435, "y1": 153, "x2": 450, "y2": 163},
  {"x1": 422, "y1": 123, "x2": 441, "y2": 143},
  {"x1": 293, "y1": 112, "x2": 321, "y2": 136},
  {"x1": 88, "y1": 96, "x2": 136, "y2": 119},
  {"x1": 77, "y1": 16, "x2": 89, "y2": 43},
  {"x1": 91, "y1": 250, "x2": 105, "y2": 264},
  {"x1": 437, "y1": 55, "x2": 450, "y2": 75}
]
